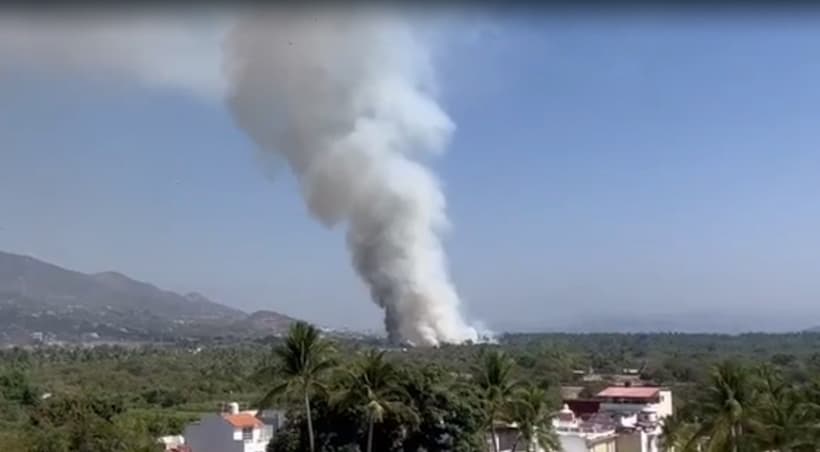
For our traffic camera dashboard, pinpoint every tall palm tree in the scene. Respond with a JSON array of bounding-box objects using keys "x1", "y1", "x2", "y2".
[
  {"x1": 335, "y1": 350, "x2": 415, "y2": 452},
  {"x1": 750, "y1": 365, "x2": 818, "y2": 452},
  {"x1": 474, "y1": 349, "x2": 520, "y2": 452},
  {"x1": 507, "y1": 386, "x2": 560, "y2": 452},
  {"x1": 659, "y1": 411, "x2": 701, "y2": 452},
  {"x1": 257, "y1": 322, "x2": 335, "y2": 452},
  {"x1": 688, "y1": 361, "x2": 757, "y2": 452}
]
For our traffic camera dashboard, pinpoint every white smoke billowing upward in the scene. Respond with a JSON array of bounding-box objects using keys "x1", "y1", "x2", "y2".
[{"x1": 225, "y1": 7, "x2": 479, "y2": 346}]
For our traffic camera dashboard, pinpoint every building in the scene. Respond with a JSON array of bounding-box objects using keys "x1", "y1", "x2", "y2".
[
  {"x1": 565, "y1": 399, "x2": 602, "y2": 420},
  {"x1": 183, "y1": 402, "x2": 280, "y2": 452},
  {"x1": 595, "y1": 387, "x2": 673, "y2": 419},
  {"x1": 554, "y1": 404, "x2": 619, "y2": 452},
  {"x1": 487, "y1": 393, "x2": 668, "y2": 452},
  {"x1": 556, "y1": 402, "x2": 665, "y2": 452}
]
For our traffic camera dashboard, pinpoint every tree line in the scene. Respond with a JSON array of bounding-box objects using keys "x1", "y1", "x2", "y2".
[
  {"x1": 2, "y1": 326, "x2": 820, "y2": 450},
  {"x1": 262, "y1": 322, "x2": 559, "y2": 452},
  {"x1": 662, "y1": 361, "x2": 820, "y2": 451},
  {"x1": 261, "y1": 323, "x2": 820, "y2": 451}
]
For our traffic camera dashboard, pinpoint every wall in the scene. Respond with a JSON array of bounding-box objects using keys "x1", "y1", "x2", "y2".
[
  {"x1": 589, "y1": 439, "x2": 617, "y2": 452},
  {"x1": 616, "y1": 432, "x2": 643, "y2": 452},
  {"x1": 599, "y1": 402, "x2": 649, "y2": 414},
  {"x1": 657, "y1": 390, "x2": 673, "y2": 418},
  {"x1": 239, "y1": 425, "x2": 268, "y2": 452},
  {"x1": 184, "y1": 415, "x2": 242, "y2": 452},
  {"x1": 558, "y1": 435, "x2": 591, "y2": 452},
  {"x1": 600, "y1": 398, "x2": 673, "y2": 419}
]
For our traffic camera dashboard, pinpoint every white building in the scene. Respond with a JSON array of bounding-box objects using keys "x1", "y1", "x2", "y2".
[
  {"x1": 610, "y1": 407, "x2": 663, "y2": 452},
  {"x1": 553, "y1": 403, "x2": 662, "y2": 452},
  {"x1": 484, "y1": 385, "x2": 675, "y2": 452},
  {"x1": 595, "y1": 387, "x2": 673, "y2": 419},
  {"x1": 554, "y1": 404, "x2": 619, "y2": 452},
  {"x1": 183, "y1": 403, "x2": 275, "y2": 452}
]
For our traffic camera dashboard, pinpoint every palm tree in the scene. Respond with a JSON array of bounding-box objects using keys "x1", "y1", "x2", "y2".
[
  {"x1": 659, "y1": 411, "x2": 701, "y2": 452},
  {"x1": 335, "y1": 350, "x2": 415, "y2": 452},
  {"x1": 257, "y1": 322, "x2": 335, "y2": 452},
  {"x1": 474, "y1": 349, "x2": 520, "y2": 452},
  {"x1": 688, "y1": 360, "x2": 757, "y2": 452},
  {"x1": 507, "y1": 386, "x2": 560, "y2": 452},
  {"x1": 750, "y1": 365, "x2": 818, "y2": 451}
]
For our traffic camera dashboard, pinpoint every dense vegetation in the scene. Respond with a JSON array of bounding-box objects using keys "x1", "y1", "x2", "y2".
[{"x1": 1, "y1": 328, "x2": 820, "y2": 451}]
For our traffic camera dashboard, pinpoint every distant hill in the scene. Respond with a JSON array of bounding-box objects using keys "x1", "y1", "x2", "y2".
[
  {"x1": 236, "y1": 310, "x2": 300, "y2": 335},
  {"x1": 0, "y1": 250, "x2": 298, "y2": 344}
]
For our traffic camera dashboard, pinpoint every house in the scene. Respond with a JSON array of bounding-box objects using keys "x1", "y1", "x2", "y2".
[
  {"x1": 488, "y1": 394, "x2": 668, "y2": 452},
  {"x1": 554, "y1": 404, "x2": 619, "y2": 452},
  {"x1": 595, "y1": 387, "x2": 673, "y2": 419},
  {"x1": 183, "y1": 403, "x2": 278, "y2": 452}
]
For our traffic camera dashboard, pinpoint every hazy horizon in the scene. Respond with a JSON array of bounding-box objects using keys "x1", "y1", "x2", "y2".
[{"x1": 1, "y1": 7, "x2": 819, "y2": 334}]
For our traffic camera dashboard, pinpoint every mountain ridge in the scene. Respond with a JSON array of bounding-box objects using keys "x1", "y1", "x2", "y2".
[{"x1": 0, "y1": 250, "x2": 298, "y2": 344}]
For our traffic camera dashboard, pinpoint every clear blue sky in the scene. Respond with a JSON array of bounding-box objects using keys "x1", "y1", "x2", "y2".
[{"x1": 1, "y1": 10, "x2": 819, "y2": 332}]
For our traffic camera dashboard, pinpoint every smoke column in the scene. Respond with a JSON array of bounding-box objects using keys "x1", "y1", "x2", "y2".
[{"x1": 224, "y1": 7, "x2": 478, "y2": 346}]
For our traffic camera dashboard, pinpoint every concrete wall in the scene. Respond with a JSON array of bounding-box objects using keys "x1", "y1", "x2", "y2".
[
  {"x1": 559, "y1": 435, "x2": 591, "y2": 452},
  {"x1": 184, "y1": 415, "x2": 242, "y2": 452},
  {"x1": 600, "y1": 395, "x2": 673, "y2": 419},
  {"x1": 657, "y1": 390, "x2": 673, "y2": 418},
  {"x1": 589, "y1": 440, "x2": 617, "y2": 452},
  {"x1": 616, "y1": 432, "x2": 643, "y2": 452},
  {"x1": 238, "y1": 425, "x2": 268, "y2": 452}
]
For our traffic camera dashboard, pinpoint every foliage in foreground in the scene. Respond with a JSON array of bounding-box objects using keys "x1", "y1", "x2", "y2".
[
  {"x1": 2, "y1": 329, "x2": 820, "y2": 450},
  {"x1": 663, "y1": 361, "x2": 820, "y2": 452}
]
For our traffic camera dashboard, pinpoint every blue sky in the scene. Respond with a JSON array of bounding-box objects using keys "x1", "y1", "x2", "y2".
[{"x1": 1, "y1": 10, "x2": 819, "y2": 332}]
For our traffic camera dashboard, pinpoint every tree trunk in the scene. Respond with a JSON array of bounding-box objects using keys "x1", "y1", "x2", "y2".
[
  {"x1": 491, "y1": 424, "x2": 499, "y2": 452},
  {"x1": 510, "y1": 433, "x2": 521, "y2": 452},
  {"x1": 305, "y1": 392, "x2": 315, "y2": 452},
  {"x1": 367, "y1": 419, "x2": 374, "y2": 452},
  {"x1": 730, "y1": 425, "x2": 738, "y2": 452}
]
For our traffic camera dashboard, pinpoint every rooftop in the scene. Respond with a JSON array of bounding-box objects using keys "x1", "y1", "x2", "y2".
[
  {"x1": 222, "y1": 413, "x2": 263, "y2": 429},
  {"x1": 596, "y1": 387, "x2": 660, "y2": 399}
]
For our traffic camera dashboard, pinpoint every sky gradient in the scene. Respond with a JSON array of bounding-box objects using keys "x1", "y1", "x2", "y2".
[{"x1": 1, "y1": 8, "x2": 819, "y2": 333}]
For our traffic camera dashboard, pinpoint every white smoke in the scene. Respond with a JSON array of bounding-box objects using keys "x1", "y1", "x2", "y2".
[
  {"x1": 0, "y1": 7, "x2": 482, "y2": 345},
  {"x1": 225, "y1": 7, "x2": 478, "y2": 346},
  {"x1": 0, "y1": 10, "x2": 231, "y2": 100}
]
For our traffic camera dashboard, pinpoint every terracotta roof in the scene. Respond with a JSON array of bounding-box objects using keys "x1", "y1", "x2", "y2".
[
  {"x1": 596, "y1": 387, "x2": 659, "y2": 399},
  {"x1": 223, "y1": 413, "x2": 263, "y2": 429}
]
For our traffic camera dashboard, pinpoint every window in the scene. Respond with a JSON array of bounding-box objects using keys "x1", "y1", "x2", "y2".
[{"x1": 242, "y1": 427, "x2": 253, "y2": 440}]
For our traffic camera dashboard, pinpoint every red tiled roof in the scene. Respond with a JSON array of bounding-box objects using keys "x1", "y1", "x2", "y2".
[
  {"x1": 223, "y1": 413, "x2": 263, "y2": 429},
  {"x1": 596, "y1": 387, "x2": 659, "y2": 399}
]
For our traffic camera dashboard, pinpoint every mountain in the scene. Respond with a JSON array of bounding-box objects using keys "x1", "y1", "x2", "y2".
[
  {"x1": 0, "y1": 250, "x2": 297, "y2": 344},
  {"x1": 236, "y1": 310, "x2": 299, "y2": 335}
]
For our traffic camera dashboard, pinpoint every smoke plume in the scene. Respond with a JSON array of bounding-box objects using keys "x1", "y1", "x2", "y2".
[{"x1": 225, "y1": 7, "x2": 478, "y2": 346}]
